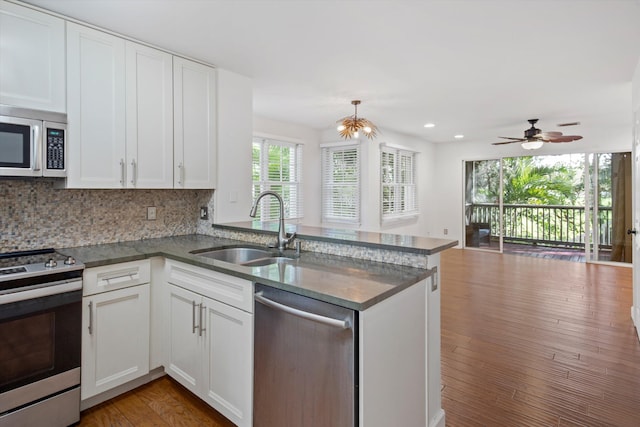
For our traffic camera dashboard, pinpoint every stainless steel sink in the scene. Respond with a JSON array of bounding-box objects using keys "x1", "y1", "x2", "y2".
[
  {"x1": 193, "y1": 247, "x2": 273, "y2": 263},
  {"x1": 242, "y1": 256, "x2": 295, "y2": 267},
  {"x1": 191, "y1": 247, "x2": 295, "y2": 266}
]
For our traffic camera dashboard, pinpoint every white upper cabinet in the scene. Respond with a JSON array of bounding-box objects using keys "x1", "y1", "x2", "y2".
[
  {"x1": 66, "y1": 22, "x2": 126, "y2": 188},
  {"x1": 125, "y1": 41, "x2": 174, "y2": 188},
  {"x1": 66, "y1": 24, "x2": 175, "y2": 189},
  {"x1": 174, "y1": 57, "x2": 217, "y2": 189},
  {"x1": 0, "y1": 1, "x2": 66, "y2": 112}
]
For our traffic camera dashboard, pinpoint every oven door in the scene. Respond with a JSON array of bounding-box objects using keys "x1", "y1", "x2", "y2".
[
  {"x1": 0, "y1": 115, "x2": 41, "y2": 177},
  {"x1": 0, "y1": 282, "x2": 81, "y2": 416}
]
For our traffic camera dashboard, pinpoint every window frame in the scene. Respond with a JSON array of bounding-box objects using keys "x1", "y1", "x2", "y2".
[
  {"x1": 380, "y1": 143, "x2": 419, "y2": 223},
  {"x1": 321, "y1": 141, "x2": 361, "y2": 225},
  {"x1": 252, "y1": 135, "x2": 303, "y2": 221}
]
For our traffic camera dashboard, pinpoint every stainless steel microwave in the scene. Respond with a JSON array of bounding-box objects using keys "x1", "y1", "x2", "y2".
[{"x1": 0, "y1": 105, "x2": 67, "y2": 178}]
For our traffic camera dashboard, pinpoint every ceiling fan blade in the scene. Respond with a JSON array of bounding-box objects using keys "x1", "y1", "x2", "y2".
[
  {"x1": 557, "y1": 121, "x2": 581, "y2": 127},
  {"x1": 498, "y1": 136, "x2": 526, "y2": 141},
  {"x1": 546, "y1": 135, "x2": 583, "y2": 143},
  {"x1": 492, "y1": 140, "x2": 520, "y2": 145},
  {"x1": 538, "y1": 131, "x2": 563, "y2": 138}
]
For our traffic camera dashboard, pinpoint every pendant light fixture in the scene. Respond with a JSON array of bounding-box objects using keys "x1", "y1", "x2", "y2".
[{"x1": 336, "y1": 100, "x2": 378, "y2": 140}]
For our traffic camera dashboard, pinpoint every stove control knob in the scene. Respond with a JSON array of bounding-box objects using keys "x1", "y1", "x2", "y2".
[
  {"x1": 45, "y1": 259, "x2": 58, "y2": 268},
  {"x1": 64, "y1": 256, "x2": 76, "y2": 265}
]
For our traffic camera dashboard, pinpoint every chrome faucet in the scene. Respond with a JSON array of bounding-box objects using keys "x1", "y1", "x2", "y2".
[{"x1": 249, "y1": 191, "x2": 296, "y2": 251}]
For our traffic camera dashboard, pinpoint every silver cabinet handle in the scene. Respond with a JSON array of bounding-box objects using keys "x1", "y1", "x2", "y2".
[
  {"x1": 120, "y1": 158, "x2": 125, "y2": 186},
  {"x1": 101, "y1": 271, "x2": 137, "y2": 284},
  {"x1": 199, "y1": 303, "x2": 206, "y2": 336},
  {"x1": 192, "y1": 300, "x2": 197, "y2": 334},
  {"x1": 88, "y1": 300, "x2": 94, "y2": 335},
  {"x1": 130, "y1": 158, "x2": 137, "y2": 186},
  {"x1": 255, "y1": 292, "x2": 351, "y2": 329}
]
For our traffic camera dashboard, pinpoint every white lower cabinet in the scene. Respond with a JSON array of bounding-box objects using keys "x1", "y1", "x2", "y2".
[
  {"x1": 166, "y1": 284, "x2": 203, "y2": 394},
  {"x1": 165, "y1": 260, "x2": 252, "y2": 427},
  {"x1": 82, "y1": 260, "x2": 151, "y2": 400}
]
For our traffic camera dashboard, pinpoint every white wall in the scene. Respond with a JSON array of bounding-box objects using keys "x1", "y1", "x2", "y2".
[
  {"x1": 214, "y1": 68, "x2": 254, "y2": 224},
  {"x1": 253, "y1": 116, "x2": 323, "y2": 226},
  {"x1": 432, "y1": 126, "x2": 633, "y2": 246},
  {"x1": 320, "y1": 128, "x2": 436, "y2": 237}
]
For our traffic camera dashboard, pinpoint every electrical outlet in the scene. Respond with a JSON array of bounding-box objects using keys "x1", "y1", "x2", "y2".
[
  {"x1": 200, "y1": 206, "x2": 209, "y2": 220},
  {"x1": 147, "y1": 206, "x2": 156, "y2": 220},
  {"x1": 443, "y1": 228, "x2": 448, "y2": 235}
]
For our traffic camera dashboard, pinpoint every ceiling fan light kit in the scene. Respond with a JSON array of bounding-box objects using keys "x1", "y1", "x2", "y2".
[
  {"x1": 493, "y1": 118, "x2": 583, "y2": 150},
  {"x1": 336, "y1": 100, "x2": 379, "y2": 140},
  {"x1": 521, "y1": 139, "x2": 545, "y2": 150}
]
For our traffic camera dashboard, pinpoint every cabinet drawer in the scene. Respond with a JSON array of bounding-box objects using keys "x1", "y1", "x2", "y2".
[
  {"x1": 165, "y1": 260, "x2": 253, "y2": 313},
  {"x1": 83, "y1": 260, "x2": 151, "y2": 296}
]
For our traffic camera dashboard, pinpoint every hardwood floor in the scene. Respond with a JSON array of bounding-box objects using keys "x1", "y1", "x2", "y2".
[
  {"x1": 79, "y1": 376, "x2": 234, "y2": 427},
  {"x1": 79, "y1": 249, "x2": 640, "y2": 427},
  {"x1": 441, "y1": 249, "x2": 640, "y2": 427}
]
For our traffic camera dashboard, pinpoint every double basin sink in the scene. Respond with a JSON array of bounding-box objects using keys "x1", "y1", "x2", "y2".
[{"x1": 190, "y1": 246, "x2": 296, "y2": 267}]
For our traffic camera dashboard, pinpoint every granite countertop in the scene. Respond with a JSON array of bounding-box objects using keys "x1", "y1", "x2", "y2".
[
  {"x1": 58, "y1": 234, "x2": 435, "y2": 310},
  {"x1": 215, "y1": 221, "x2": 458, "y2": 255}
]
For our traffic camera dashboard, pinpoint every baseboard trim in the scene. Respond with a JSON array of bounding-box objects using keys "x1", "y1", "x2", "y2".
[{"x1": 429, "y1": 408, "x2": 446, "y2": 427}]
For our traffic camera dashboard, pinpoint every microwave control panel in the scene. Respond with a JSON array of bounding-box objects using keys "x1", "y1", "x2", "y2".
[{"x1": 46, "y1": 128, "x2": 65, "y2": 170}]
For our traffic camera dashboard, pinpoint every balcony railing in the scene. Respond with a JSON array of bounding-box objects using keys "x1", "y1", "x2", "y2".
[{"x1": 468, "y1": 203, "x2": 613, "y2": 249}]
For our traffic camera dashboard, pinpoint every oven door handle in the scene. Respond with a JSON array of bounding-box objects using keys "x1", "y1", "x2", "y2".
[{"x1": 0, "y1": 279, "x2": 82, "y2": 305}]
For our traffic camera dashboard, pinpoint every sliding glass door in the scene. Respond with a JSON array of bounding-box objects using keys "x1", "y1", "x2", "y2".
[
  {"x1": 464, "y1": 159, "x2": 501, "y2": 251},
  {"x1": 587, "y1": 152, "x2": 632, "y2": 263},
  {"x1": 464, "y1": 152, "x2": 631, "y2": 264}
]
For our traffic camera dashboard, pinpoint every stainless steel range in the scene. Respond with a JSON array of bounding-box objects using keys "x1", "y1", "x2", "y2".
[{"x1": 0, "y1": 248, "x2": 84, "y2": 427}]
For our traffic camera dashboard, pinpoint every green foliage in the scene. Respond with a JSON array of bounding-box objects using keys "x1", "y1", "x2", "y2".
[
  {"x1": 502, "y1": 156, "x2": 584, "y2": 206},
  {"x1": 468, "y1": 155, "x2": 584, "y2": 207}
]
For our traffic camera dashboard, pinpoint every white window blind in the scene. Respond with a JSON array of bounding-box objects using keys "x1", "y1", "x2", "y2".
[
  {"x1": 252, "y1": 137, "x2": 303, "y2": 221},
  {"x1": 321, "y1": 143, "x2": 360, "y2": 224},
  {"x1": 381, "y1": 145, "x2": 418, "y2": 220}
]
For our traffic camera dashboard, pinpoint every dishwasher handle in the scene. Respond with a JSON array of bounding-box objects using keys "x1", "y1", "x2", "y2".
[{"x1": 255, "y1": 292, "x2": 352, "y2": 330}]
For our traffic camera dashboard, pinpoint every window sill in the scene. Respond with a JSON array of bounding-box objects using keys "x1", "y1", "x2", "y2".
[{"x1": 381, "y1": 213, "x2": 419, "y2": 228}]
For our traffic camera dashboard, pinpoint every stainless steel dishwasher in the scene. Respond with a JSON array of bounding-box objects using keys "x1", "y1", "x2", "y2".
[{"x1": 254, "y1": 283, "x2": 357, "y2": 427}]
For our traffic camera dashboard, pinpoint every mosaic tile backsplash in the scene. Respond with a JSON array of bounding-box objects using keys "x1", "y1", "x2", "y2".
[{"x1": 0, "y1": 179, "x2": 214, "y2": 252}]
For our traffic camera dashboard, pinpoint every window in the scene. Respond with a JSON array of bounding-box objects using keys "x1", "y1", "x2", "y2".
[
  {"x1": 252, "y1": 137, "x2": 303, "y2": 221},
  {"x1": 381, "y1": 145, "x2": 418, "y2": 220},
  {"x1": 321, "y1": 142, "x2": 360, "y2": 224}
]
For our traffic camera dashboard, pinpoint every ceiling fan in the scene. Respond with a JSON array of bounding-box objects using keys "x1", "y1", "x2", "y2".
[{"x1": 492, "y1": 119, "x2": 582, "y2": 150}]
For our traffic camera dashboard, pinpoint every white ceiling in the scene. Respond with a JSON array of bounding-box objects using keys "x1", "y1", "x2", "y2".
[{"x1": 24, "y1": 0, "x2": 640, "y2": 146}]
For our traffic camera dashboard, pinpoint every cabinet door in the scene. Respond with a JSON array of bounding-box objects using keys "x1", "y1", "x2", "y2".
[
  {"x1": 202, "y1": 297, "x2": 253, "y2": 427},
  {"x1": 0, "y1": 1, "x2": 65, "y2": 112},
  {"x1": 166, "y1": 284, "x2": 203, "y2": 394},
  {"x1": 173, "y1": 57, "x2": 217, "y2": 189},
  {"x1": 125, "y1": 42, "x2": 174, "y2": 188},
  {"x1": 66, "y1": 22, "x2": 126, "y2": 188},
  {"x1": 82, "y1": 283, "x2": 150, "y2": 400}
]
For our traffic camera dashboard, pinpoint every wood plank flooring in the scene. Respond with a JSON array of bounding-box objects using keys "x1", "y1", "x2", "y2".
[
  {"x1": 79, "y1": 376, "x2": 234, "y2": 427},
  {"x1": 78, "y1": 249, "x2": 640, "y2": 426},
  {"x1": 441, "y1": 249, "x2": 640, "y2": 427}
]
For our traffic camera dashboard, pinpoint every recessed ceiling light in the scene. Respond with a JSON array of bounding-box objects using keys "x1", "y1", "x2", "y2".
[
  {"x1": 454, "y1": 134, "x2": 464, "y2": 139},
  {"x1": 423, "y1": 123, "x2": 435, "y2": 128}
]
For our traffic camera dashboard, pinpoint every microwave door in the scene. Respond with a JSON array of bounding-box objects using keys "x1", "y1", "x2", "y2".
[{"x1": 0, "y1": 117, "x2": 42, "y2": 177}]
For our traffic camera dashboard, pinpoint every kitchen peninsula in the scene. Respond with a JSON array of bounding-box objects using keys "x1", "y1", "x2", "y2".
[{"x1": 59, "y1": 224, "x2": 456, "y2": 427}]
